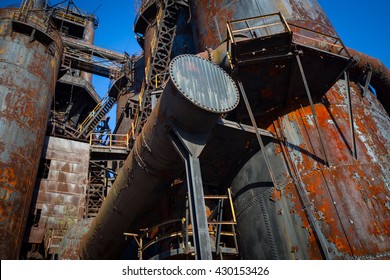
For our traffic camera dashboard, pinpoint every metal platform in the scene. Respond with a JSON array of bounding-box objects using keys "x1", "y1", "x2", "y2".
[{"x1": 227, "y1": 13, "x2": 353, "y2": 117}]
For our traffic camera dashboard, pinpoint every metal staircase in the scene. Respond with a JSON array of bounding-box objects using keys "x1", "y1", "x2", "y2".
[
  {"x1": 132, "y1": 0, "x2": 180, "y2": 137},
  {"x1": 76, "y1": 96, "x2": 116, "y2": 139}
]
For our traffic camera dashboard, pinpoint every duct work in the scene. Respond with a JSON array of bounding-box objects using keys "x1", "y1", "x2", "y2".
[{"x1": 80, "y1": 55, "x2": 239, "y2": 259}]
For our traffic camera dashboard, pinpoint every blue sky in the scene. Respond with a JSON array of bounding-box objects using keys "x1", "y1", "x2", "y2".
[{"x1": 1, "y1": 0, "x2": 389, "y2": 129}]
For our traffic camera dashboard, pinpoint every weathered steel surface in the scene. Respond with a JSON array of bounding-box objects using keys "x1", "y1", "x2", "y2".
[
  {"x1": 189, "y1": 0, "x2": 338, "y2": 52},
  {"x1": 58, "y1": 218, "x2": 93, "y2": 260},
  {"x1": 232, "y1": 79, "x2": 390, "y2": 259},
  {"x1": 80, "y1": 55, "x2": 239, "y2": 259},
  {"x1": 25, "y1": 137, "x2": 89, "y2": 256},
  {"x1": 0, "y1": 8, "x2": 63, "y2": 259},
  {"x1": 189, "y1": 0, "x2": 390, "y2": 260}
]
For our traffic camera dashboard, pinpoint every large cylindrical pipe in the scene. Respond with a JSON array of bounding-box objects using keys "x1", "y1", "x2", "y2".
[
  {"x1": 0, "y1": 8, "x2": 63, "y2": 259},
  {"x1": 348, "y1": 48, "x2": 390, "y2": 114},
  {"x1": 80, "y1": 55, "x2": 239, "y2": 259}
]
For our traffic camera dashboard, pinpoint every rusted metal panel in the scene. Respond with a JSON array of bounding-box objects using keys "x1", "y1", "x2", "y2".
[
  {"x1": 286, "y1": 81, "x2": 390, "y2": 258},
  {"x1": 0, "y1": 8, "x2": 63, "y2": 259},
  {"x1": 232, "y1": 79, "x2": 390, "y2": 259},
  {"x1": 28, "y1": 227, "x2": 45, "y2": 243},
  {"x1": 39, "y1": 181, "x2": 86, "y2": 195},
  {"x1": 25, "y1": 137, "x2": 89, "y2": 255}
]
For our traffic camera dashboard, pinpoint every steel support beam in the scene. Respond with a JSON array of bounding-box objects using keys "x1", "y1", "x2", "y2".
[
  {"x1": 169, "y1": 127, "x2": 212, "y2": 260},
  {"x1": 236, "y1": 79, "x2": 279, "y2": 190},
  {"x1": 344, "y1": 71, "x2": 357, "y2": 159},
  {"x1": 295, "y1": 53, "x2": 330, "y2": 167}
]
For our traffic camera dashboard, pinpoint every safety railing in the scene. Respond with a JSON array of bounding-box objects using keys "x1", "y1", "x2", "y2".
[
  {"x1": 53, "y1": 9, "x2": 87, "y2": 25},
  {"x1": 135, "y1": 0, "x2": 156, "y2": 17},
  {"x1": 77, "y1": 96, "x2": 106, "y2": 132},
  {"x1": 89, "y1": 133, "x2": 129, "y2": 149},
  {"x1": 227, "y1": 12, "x2": 291, "y2": 44},
  {"x1": 124, "y1": 188, "x2": 238, "y2": 260},
  {"x1": 227, "y1": 12, "x2": 349, "y2": 58},
  {"x1": 13, "y1": 1, "x2": 51, "y2": 29},
  {"x1": 289, "y1": 23, "x2": 349, "y2": 57}
]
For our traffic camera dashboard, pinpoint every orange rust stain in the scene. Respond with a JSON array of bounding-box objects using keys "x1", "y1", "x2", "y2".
[
  {"x1": 274, "y1": 144, "x2": 283, "y2": 155},
  {"x1": 272, "y1": 189, "x2": 282, "y2": 202},
  {"x1": 371, "y1": 222, "x2": 382, "y2": 235},
  {"x1": 0, "y1": 168, "x2": 16, "y2": 188},
  {"x1": 284, "y1": 181, "x2": 323, "y2": 258}
]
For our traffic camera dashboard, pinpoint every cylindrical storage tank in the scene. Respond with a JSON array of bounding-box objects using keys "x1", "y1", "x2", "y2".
[
  {"x1": 190, "y1": 0, "x2": 390, "y2": 260},
  {"x1": 231, "y1": 81, "x2": 390, "y2": 259},
  {"x1": 189, "y1": 0, "x2": 337, "y2": 52},
  {"x1": 0, "y1": 8, "x2": 63, "y2": 259},
  {"x1": 80, "y1": 55, "x2": 239, "y2": 259}
]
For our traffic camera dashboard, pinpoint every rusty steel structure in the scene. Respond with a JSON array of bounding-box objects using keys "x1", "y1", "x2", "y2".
[
  {"x1": 0, "y1": 0, "x2": 389, "y2": 260},
  {"x1": 0, "y1": 2, "x2": 63, "y2": 259}
]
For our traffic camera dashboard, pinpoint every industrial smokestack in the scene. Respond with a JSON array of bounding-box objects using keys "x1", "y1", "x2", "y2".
[
  {"x1": 80, "y1": 55, "x2": 239, "y2": 259},
  {"x1": 29, "y1": 0, "x2": 46, "y2": 9}
]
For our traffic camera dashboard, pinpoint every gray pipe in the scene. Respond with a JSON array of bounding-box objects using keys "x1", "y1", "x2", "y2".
[{"x1": 80, "y1": 55, "x2": 239, "y2": 259}]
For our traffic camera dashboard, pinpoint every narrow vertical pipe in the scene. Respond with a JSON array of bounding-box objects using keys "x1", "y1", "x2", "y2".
[{"x1": 80, "y1": 18, "x2": 96, "y2": 84}]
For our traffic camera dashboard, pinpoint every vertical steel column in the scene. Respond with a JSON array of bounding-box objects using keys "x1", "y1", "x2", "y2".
[
  {"x1": 295, "y1": 53, "x2": 330, "y2": 166},
  {"x1": 344, "y1": 71, "x2": 357, "y2": 159},
  {"x1": 215, "y1": 199, "x2": 223, "y2": 258},
  {"x1": 362, "y1": 65, "x2": 373, "y2": 98},
  {"x1": 236, "y1": 80, "x2": 279, "y2": 189},
  {"x1": 169, "y1": 128, "x2": 212, "y2": 260}
]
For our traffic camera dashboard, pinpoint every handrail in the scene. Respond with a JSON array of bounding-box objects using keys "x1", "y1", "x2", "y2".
[
  {"x1": 135, "y1": 0, "x2": 156, "y2": 17},
  {"x1": 89, "y1": 133, "x2": 129, "y2": 149},
  {"x1": 227, "y1": 12, "x2": 290, "y2": 45},
  {"x1": 288, "y1": 23, "x2": 349, "y2": 56},
  {"x1": 227, "y1": 12, "x2": 349, "y2": 58},
  {"x1": 124, "y1": 188, "x2": 238, "y2": 259},
  {"x1": 53, "y1": 10, "x2": 87, "y2": 25},
  {"x1": 78, "y1": 95, "x2": 110, "y2": 131}
]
